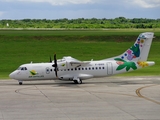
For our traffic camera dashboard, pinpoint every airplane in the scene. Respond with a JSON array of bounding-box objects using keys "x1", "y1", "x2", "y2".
[{"x1": 9, "y1": 32, "x2": 155, "y2": 85}]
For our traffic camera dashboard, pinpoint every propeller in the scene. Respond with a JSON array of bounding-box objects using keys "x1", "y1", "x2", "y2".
[
  {"x1": 49, "y1": 56, "x2": 52, "y2": 63},
  {"x1": 52, "y1": 54, "x2": 58, "y2": 77}
]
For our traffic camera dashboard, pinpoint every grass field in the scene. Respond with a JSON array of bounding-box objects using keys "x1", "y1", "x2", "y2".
[{"x1": 0, "y1": 29, "x2": 160, "y2": 79}]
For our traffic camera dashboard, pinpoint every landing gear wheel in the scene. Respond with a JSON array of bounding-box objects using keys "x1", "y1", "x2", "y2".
[
  {"x1": 19, "y1": 82, "x2": 23, "y2": 85},
  {"x1": 79, "y1": 79, "x2": 82, "y2": 84},
  {"x1": 73, "y1": 79, "x2": 82, "y2": 84},
  {"x1": 74, "y1": 80, "x2": 78, "y2": 84}
]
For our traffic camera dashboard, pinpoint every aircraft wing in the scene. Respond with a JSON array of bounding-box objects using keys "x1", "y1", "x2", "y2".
[
  {"x1": 70, "y1": 61, "x2": 90, "y2": 66},
  {"x1": 62, "y1": 56, "x2": 90, "y2": 66}
]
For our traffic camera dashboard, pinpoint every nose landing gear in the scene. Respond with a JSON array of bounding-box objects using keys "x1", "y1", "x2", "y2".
[{"x1": 18, "y1": 81, "x2": 23, "y2": 85}]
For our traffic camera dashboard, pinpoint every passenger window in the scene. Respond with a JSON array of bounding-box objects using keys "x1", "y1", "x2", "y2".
[
  {"x1": 85, "y1": 68, "x2": 87, "y2": 70},
  {"x1": 89, "y1": 67, "x2": 91, "y2": 70},
  {"x1": 71, "y1": 68, "x2": 73, "y2": 71},
  {"x1": 82, "y1": 68, "x2": 84, "y2": 70},
  {"x1": 78, "y1": 68, "x2": 81, "y2": 70},
  {"x1": 92, "y1": 67, "x2": 94, "y2": 70},
  {"x1": 99, "y1": 67, "x2": 101, "y2": 69},
  {"x1": 96, "y1": 67, "x2": 98, "y2": 70},
  {"x1": 75, "y1": 68, "x2": 77, "y2": 70},
  {"x1": 102, "y1": 67, "x2": 105, "y2": 69}
]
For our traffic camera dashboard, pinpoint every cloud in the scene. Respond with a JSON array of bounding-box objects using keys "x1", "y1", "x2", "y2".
[
  {"x1": 2, "y1": 0, "x2": 160, "y2": 7},
  {"x1": 3, "y1": 0, "x2": 98, "y2": 5},
  {"x1": 1, "y1": 0, "x2": 159, "y2": 19},
  {"x1": 131, "y1": 0, "x2": 160, "y2": 8},
  {"x1": 0, "y1": 11, "x2": 4, "y2": 17}
]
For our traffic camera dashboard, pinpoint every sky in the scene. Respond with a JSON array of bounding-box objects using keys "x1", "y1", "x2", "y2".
[{"x1": 0, "y1": 0, "x2": 160, "y2": 19}]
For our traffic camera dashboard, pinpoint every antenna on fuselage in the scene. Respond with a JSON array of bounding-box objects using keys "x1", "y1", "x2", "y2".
[{"x1": 50, "y1": 56, "x2": 52, "y2": 63}]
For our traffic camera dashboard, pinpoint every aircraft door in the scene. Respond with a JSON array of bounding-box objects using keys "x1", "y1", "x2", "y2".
[
  {"x1": 46, "y1": 67, "x2": 50, "y2": 74},
  {"x1": 45, "y1": 67, "x2": 53, "y2": 79},
  {"x1": 16, "y1": 67, "x2": 28, "y2": 79},
  {"x1": 19, "y1": 67, "x2": 27, "y2": 75},
  {"x1": 107, "y1": 62, "x2": 113, "y2": 75}
]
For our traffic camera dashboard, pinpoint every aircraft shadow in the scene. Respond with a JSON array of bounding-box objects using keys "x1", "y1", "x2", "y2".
[{"x1": 5, "y1": 79, "x2": 157, "y2": 87}]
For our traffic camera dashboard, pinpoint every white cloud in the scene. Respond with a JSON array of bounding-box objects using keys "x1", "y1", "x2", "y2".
[
  {"x1": 0, "y1": 11, "x2": 4, "y2": 17},
  {"x1": 131, "y1": 0, "x2": 160, "y2": 8},
  {"x1": 3, "y1": 0, "x2": 98, "y2": 5},
  {"x1": 2, "y1": 0, "x2": 160, "y2": 7}
]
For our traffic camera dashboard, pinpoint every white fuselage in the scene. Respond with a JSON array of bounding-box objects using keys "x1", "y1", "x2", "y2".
[{"x1": 9, "y1": 60, "x2": 126, "y2": 81}]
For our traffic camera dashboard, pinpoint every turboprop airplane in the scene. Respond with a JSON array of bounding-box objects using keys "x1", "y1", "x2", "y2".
[{"x1": 9, "y1": 32, "x2": 155, "y2": 85}]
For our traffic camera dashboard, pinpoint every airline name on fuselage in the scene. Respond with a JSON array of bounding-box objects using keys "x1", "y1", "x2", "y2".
[{"x1": 29, "y1": 75, "x2": 44, "y2": 78}]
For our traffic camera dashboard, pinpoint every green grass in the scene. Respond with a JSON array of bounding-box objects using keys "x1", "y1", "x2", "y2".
[
  {"x1": 0, "y1": 29, "x2": 160, "y2": 36},
  {"x1": 0, "y1": 29, "x2": 160, "y2": 79}
]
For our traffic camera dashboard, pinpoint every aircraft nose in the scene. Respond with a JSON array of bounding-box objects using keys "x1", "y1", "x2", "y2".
[{"x1": 9, "y1": 72, "x2": 15, "y2": 79}]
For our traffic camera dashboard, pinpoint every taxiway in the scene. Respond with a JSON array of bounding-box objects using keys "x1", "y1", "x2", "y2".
[{"x1": 0, "y1": 76, "x2": 160, "y2": 120}]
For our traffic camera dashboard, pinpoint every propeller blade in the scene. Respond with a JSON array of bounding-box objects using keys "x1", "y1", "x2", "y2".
[
  {"x1": 50, "y1": 56, "x2": 52, "y2": 63},
  {"x1": 52, "y1": 53, "x2": 58, "y2": 77},
  {"x1": 54, "y1": 54, "x2": 57, "y2": 66},
  {"x1": 55, "y1": 69, "x2": 58, "y2": 77}
]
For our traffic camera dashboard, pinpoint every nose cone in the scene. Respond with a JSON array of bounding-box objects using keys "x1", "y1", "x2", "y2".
[{"x1": 9, "y1": 72, "x2": 15, "y2": 79}]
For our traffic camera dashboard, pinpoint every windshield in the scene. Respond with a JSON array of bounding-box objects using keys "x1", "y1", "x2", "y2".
[{"x1": 17, "y1": 67, "x2": 27, "y2": 70}]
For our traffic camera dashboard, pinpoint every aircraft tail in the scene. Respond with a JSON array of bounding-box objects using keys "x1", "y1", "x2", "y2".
[{"x1": 104, "y1": 32, "x2": 154, "y2": 62}]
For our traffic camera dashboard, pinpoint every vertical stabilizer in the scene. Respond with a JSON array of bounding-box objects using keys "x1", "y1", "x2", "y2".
[
  {"x1": 138, "y1": 32, "x2": 154, "y2": 61},
  {"x1": 103, "y1": 32, "x2": 154, "y2": 62}
]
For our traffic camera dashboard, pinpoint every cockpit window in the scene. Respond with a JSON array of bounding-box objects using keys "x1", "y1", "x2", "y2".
[
  {"x1": 17, "y1": 67, "x2": 21, "y2": 70},
  {"x1": 17, "y1": 67, "x2": 27, "y2": 71}
]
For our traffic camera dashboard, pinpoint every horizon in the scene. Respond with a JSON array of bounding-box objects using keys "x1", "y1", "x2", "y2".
[{"x1": 0, "y1": 17, "x2": 160, "y2": 20}]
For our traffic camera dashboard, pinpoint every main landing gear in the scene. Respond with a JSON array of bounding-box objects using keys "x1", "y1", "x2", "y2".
[
  {"x1": 73, "y1": 76, "x2": 82, "y2": 84},
  {"x1": 73, "y1": 79, "x2": 82, "y2": 84},
  {"x1": 18, "y1": 81, "x2": 23, "y2": 85}
]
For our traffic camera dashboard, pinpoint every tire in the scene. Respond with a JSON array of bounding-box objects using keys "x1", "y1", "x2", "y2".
[
  {"x1": 73, "y1": 79, "x2": 82, "y2": 84},
  {"x1": 19, "y1": 82, "x2": 23, "y2": 85},
  {"x1": 73, "y1": 80, "x2": 78, "y2": 84}
]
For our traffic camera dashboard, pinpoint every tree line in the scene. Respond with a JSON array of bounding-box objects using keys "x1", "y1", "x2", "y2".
[{"x1": 0, "y1": 17, "x2": 160, "y2": 29}]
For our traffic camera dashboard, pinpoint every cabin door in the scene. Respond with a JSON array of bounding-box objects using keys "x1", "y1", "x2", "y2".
[
  {"x1": 107, "y1": 62, "x2": 113, "y2": 75},
  {"x1": 45, "y1": 67, "x2": 53, "y2": 79}
]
